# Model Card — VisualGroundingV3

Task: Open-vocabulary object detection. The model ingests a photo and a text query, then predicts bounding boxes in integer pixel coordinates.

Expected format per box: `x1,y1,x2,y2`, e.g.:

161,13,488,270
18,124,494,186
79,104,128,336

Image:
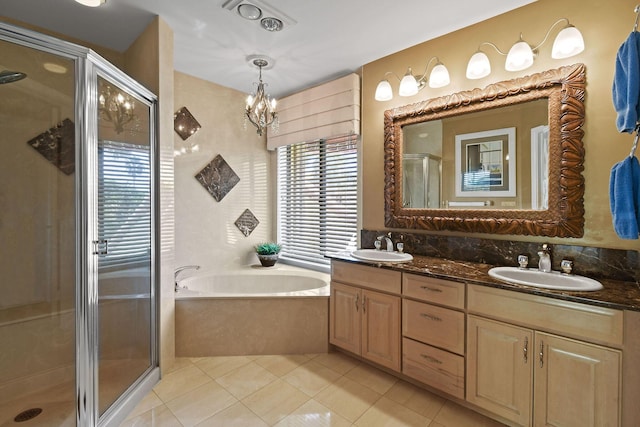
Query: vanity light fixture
466,18,585,79
244,57,278,136
375,57,450,101
74,0,106,7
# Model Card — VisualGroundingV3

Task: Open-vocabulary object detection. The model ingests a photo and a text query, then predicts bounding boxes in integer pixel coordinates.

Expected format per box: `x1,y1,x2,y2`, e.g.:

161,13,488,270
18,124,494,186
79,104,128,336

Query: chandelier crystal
245,58,278,136
99,84,136,134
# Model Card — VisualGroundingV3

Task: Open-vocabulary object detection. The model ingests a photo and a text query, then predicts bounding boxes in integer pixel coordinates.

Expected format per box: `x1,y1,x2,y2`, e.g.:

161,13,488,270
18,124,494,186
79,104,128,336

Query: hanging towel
613,32,640,133
609,155,640,239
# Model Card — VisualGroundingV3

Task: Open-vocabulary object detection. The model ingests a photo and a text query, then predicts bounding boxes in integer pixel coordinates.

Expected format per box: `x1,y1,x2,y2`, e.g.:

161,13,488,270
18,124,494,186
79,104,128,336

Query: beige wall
123,17,177,374
173,71,274,270
362,0,640,250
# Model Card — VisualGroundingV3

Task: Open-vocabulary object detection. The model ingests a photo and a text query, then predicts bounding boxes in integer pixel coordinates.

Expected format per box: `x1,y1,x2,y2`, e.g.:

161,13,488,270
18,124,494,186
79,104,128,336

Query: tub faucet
537,244,551,273
377,233,394,252
174,265,200,292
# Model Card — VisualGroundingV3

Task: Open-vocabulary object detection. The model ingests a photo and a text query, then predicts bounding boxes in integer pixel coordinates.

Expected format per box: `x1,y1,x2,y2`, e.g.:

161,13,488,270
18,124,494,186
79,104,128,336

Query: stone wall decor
174,106,201,140
27,118,75,175
195,154,240,201
235,209,259,236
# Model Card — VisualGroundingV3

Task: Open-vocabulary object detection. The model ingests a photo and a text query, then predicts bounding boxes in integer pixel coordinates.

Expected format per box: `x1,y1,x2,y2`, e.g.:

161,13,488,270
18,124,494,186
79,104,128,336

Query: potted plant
255,242,282,267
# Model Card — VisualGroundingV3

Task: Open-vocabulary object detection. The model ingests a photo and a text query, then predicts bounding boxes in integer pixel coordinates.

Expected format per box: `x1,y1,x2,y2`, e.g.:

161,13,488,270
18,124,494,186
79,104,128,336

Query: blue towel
613,32,640,133
609,155,640,239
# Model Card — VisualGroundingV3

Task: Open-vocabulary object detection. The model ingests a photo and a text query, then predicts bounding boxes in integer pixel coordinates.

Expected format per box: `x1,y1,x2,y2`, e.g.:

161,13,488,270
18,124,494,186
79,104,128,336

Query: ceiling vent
222,0,297,30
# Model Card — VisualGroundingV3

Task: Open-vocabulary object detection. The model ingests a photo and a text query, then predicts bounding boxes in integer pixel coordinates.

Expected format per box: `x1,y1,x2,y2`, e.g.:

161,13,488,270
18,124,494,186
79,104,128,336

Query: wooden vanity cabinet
467,284,623,427
401,274,466,400
330,260,636,427
330,261,401,371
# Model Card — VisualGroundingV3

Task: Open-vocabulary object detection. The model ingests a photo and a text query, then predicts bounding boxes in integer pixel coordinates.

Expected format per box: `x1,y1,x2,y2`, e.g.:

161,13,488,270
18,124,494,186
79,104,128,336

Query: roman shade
267,73,360,150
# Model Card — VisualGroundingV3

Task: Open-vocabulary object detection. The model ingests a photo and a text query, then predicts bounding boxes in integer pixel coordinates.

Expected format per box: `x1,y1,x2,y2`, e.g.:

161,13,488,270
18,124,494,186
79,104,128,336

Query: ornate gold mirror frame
384,63,586,237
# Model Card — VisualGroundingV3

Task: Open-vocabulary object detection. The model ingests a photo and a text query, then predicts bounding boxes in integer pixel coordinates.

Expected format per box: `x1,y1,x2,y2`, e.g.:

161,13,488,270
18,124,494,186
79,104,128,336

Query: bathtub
174,266,330,356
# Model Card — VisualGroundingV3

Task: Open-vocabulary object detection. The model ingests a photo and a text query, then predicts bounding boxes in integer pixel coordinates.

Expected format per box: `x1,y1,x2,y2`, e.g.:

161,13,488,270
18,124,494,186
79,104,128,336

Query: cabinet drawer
403,338,464,400
468,284,624,347
403,299,465,354
332,260,401,294
403,274,465,309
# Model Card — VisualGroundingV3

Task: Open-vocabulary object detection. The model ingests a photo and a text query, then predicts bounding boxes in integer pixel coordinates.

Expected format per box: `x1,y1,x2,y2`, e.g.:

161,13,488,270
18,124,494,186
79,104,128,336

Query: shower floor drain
14,408,43,422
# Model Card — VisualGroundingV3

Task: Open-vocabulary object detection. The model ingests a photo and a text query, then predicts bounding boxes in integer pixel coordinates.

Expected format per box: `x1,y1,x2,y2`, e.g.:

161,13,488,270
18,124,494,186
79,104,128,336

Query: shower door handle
93,239,108,255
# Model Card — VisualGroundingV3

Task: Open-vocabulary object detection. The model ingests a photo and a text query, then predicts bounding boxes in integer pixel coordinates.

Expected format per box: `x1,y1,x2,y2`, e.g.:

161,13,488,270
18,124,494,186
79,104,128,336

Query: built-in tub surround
362,230,640,284
175,266,330,356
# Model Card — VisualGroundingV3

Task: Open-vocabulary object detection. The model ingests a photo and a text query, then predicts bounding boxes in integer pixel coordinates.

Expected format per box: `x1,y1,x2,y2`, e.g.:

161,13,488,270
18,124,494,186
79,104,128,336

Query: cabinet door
329,282,361,355
362,289,401,371
534,332,621,427
467,315,533,426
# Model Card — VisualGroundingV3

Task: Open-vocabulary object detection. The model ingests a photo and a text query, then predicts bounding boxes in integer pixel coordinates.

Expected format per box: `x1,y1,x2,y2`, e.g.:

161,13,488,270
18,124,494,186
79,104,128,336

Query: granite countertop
328,252,640,312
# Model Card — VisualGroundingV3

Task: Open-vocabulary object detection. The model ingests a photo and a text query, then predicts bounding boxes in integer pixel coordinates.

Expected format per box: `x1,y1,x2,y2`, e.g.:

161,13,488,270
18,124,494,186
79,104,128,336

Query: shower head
0,70,27,84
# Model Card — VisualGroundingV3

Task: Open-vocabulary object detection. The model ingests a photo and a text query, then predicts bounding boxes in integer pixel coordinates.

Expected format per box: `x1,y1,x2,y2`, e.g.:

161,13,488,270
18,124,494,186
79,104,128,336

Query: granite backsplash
361,230,640,284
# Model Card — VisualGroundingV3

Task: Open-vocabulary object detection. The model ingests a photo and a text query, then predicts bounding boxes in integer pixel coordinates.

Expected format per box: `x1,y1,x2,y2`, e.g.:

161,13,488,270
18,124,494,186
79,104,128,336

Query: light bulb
466,51,491,79
505,40,534,71
374,79,393,101
398,68,419,97
428,63,450,88
552,26,585,59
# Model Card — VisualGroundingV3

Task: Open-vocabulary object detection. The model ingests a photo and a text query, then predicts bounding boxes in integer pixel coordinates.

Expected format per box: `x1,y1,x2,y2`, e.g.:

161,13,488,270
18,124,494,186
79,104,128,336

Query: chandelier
244,58,278,136
99,84,136,134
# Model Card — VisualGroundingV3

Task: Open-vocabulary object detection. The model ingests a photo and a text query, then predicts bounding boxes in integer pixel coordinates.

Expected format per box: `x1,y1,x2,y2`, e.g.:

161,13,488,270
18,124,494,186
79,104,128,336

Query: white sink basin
488,267,603,291
351,249,413,263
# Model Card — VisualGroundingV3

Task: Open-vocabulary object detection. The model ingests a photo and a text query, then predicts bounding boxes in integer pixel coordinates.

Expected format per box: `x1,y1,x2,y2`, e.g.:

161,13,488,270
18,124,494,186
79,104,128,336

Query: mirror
384,64,585,237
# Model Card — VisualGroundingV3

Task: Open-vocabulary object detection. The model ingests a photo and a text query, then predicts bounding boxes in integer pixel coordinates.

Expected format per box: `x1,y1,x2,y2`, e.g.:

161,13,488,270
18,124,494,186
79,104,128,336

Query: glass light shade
466,51,491,79
399,69,419,97
505,40,534,71
375,79,393,101
237,4,262,20
428,63,450,88
551,26,585,59
75,0,105,6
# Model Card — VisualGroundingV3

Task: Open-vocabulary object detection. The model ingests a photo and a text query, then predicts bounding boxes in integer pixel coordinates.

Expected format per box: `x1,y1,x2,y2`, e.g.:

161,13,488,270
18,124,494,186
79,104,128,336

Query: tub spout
175,265,200,292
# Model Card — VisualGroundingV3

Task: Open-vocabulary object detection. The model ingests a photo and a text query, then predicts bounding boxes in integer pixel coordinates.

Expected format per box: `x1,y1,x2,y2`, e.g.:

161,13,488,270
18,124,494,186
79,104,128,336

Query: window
277,135,358,271
98,140,151,269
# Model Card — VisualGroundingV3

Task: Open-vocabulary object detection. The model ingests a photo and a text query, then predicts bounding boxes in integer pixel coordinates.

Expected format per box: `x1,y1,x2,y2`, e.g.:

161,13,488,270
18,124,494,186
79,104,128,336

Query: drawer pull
420,313,442,322
420,285,443,293
420,354,442,364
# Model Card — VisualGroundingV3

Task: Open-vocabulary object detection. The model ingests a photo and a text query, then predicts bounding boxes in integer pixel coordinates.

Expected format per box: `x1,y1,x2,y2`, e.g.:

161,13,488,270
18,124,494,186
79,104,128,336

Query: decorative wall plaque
174,106,201,140
27,118,75,175
235,209,259,236
195,154,240,201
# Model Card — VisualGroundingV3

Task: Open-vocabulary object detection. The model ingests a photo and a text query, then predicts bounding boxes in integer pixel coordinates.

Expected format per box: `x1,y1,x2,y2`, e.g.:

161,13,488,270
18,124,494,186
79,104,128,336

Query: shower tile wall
173,71,274,271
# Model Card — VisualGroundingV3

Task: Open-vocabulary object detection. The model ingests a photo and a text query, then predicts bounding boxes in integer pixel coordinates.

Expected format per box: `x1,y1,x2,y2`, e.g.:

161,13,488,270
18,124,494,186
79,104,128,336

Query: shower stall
0,22,158,426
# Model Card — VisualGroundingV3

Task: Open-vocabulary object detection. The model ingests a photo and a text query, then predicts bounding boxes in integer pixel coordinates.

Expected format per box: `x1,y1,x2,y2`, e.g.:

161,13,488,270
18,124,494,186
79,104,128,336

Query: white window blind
277,135,358,271
98,140,151,269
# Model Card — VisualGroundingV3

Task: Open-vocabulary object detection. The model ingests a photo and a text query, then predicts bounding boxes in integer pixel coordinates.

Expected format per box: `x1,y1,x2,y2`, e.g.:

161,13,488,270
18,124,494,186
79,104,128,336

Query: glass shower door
95,75,153,417
0,38,77,426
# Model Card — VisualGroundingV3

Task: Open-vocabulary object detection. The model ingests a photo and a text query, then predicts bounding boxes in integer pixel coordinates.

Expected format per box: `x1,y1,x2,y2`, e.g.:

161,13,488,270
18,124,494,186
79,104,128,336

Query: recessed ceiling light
261,17,283,32
43,63,68,74
75,0,106,6
237,4,262,20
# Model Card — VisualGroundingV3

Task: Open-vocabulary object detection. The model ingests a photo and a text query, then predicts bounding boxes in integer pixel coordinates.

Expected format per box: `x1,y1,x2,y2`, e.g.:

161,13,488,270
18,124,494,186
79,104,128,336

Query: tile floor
121,352,506,427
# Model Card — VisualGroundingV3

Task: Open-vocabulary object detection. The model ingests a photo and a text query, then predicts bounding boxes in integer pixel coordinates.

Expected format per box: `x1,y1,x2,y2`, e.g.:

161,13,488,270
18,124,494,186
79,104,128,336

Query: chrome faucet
377,232,394,252
537,244,551,273
174,265,200,292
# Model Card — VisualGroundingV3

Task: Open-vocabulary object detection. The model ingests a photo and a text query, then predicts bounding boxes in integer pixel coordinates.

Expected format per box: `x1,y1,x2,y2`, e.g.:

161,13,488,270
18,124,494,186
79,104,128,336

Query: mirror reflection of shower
0,69,26,84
